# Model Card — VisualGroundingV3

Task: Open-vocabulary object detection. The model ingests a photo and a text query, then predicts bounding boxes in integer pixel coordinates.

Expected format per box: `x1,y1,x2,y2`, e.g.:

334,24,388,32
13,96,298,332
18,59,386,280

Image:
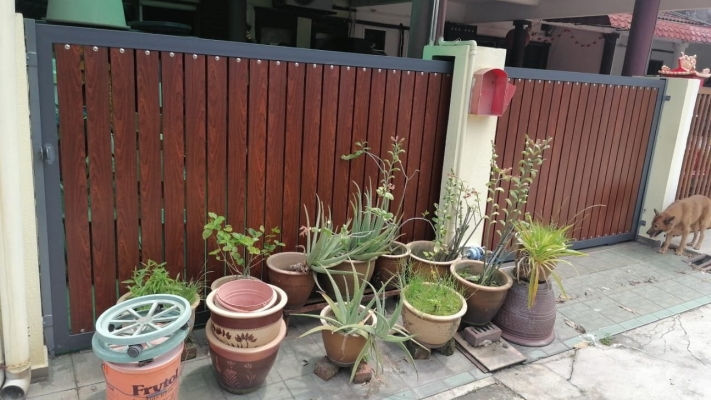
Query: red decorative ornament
659,53,711,88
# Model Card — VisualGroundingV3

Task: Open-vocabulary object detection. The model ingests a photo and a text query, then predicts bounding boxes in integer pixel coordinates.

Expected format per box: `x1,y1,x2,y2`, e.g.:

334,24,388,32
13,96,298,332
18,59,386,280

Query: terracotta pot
407,241,459,278
317,259,375,300
266,252,315,310
401,283,467,348
372,242,410,289
216,279,276,312
206,285,287,348
206,319,287,395
211,275,261,292
319,305,376,367
493,280,557,347
118,292,201,336
450,260,512,326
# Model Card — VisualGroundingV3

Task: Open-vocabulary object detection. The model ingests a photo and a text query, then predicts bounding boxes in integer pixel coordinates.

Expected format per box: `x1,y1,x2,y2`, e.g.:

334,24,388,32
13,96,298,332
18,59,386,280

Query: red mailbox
469,68,516,116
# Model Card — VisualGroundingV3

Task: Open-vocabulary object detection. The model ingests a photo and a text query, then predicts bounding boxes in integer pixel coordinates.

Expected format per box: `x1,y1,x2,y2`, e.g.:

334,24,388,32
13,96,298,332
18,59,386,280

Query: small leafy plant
123,260,203,303
399,268,465,316
203,212,285,278
514,217,585,308
295,267,421,382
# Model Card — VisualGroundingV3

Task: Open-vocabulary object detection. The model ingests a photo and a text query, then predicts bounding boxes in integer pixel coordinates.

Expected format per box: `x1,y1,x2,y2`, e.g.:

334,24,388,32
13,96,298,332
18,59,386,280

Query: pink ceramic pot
206,319,287,394
215,279,276,312
206,285,287,348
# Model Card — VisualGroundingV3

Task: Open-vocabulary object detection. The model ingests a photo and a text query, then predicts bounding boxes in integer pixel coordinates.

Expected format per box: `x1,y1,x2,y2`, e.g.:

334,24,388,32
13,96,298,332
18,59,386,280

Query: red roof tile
608,13,711,44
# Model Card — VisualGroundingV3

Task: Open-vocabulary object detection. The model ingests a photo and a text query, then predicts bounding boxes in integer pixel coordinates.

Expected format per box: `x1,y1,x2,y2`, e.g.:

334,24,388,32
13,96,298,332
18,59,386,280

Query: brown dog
646,195,711,255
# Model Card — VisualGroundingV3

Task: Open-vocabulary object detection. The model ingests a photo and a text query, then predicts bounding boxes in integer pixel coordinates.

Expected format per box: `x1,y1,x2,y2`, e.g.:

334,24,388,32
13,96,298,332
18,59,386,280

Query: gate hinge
26,51,38,67
664,95,671,101
43,315,53,327
39,144,55,164
639,220,647,226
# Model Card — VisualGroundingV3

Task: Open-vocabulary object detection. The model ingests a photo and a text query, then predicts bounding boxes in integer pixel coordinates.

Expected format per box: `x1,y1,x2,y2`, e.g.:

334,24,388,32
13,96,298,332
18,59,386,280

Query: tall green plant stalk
477,136,552,286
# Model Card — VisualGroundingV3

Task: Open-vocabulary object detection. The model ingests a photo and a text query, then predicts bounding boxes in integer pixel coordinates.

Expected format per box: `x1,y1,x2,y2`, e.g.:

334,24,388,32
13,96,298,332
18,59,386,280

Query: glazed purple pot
493,281,557,347
206,319,287,394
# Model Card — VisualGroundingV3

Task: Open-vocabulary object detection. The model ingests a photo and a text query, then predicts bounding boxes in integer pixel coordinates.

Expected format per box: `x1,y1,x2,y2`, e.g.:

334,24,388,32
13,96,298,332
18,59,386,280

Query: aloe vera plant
295,266,422,382
302,198,355,274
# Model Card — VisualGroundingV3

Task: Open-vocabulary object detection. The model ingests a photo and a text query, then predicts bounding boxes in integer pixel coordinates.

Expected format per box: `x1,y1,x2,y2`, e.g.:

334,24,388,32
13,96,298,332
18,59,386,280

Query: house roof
546,12,711,45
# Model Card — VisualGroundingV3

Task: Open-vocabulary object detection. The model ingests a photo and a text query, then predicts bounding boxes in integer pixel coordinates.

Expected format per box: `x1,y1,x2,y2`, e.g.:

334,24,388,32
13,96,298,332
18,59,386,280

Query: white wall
546,27,604,74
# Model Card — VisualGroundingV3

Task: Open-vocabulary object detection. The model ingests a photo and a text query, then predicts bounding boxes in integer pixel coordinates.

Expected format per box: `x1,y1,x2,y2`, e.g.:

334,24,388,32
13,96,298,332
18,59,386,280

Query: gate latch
40,144,55,164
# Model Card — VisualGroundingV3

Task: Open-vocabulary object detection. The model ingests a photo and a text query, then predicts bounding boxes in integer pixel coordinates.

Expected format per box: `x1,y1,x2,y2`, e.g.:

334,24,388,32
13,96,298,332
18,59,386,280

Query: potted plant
202,212,284,290
265,200,350,310
295,267,420,382
341,137,416,289
493,218,585,347
408,171,480,277
316,184,398,298
399,268,467,349
450,136,552,326
119,260,203,335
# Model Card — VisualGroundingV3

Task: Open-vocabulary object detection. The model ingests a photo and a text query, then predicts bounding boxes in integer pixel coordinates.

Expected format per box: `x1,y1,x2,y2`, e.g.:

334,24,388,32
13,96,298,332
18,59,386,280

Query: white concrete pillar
639,78,699,239
423,41,507,246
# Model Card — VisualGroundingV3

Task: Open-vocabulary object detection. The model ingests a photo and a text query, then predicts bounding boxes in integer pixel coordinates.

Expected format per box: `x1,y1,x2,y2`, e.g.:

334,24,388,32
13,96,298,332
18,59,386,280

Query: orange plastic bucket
103,343,183,400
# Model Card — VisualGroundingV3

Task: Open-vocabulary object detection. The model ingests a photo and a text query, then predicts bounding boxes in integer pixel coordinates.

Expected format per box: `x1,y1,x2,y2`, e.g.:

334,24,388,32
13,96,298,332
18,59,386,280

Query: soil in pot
372,242,410,290
317,259,374,300
407,241,459,278
493,280,557,347
400,282,467,348
450,260,512,326
266,252,315,310
320,305,375,367
206,319,287,394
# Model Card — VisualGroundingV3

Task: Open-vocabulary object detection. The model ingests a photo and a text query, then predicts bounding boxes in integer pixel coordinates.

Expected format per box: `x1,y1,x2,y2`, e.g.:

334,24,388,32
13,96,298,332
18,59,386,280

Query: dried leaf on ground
619,305,637,314
573,341,589,350
565,319,587,334
556,294,576,304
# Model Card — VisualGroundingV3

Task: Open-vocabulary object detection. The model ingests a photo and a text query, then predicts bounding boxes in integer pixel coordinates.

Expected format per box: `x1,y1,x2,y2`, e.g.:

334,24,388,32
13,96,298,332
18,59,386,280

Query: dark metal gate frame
503,67,667,250
25,19,453,354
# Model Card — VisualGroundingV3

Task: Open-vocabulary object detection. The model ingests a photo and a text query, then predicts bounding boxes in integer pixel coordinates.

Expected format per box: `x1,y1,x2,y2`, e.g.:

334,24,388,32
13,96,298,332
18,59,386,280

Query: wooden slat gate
676,87,711,199
26,21,453,353
485,68,666,250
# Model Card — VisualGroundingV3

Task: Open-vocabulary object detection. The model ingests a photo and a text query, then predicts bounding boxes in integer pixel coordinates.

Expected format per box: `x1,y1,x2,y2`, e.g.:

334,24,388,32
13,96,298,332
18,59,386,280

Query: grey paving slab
27,353,76,398
77,383,105,400
29,388,79,400
71,351,104,388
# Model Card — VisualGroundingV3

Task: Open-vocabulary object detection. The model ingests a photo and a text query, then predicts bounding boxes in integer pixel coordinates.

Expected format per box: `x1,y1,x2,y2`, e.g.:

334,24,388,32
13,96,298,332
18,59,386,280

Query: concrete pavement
456,303,711,400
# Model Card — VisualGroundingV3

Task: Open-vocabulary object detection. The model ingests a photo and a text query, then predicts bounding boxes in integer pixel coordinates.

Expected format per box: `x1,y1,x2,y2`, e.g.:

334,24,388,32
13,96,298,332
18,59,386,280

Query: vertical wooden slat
533,81,561,223
317,66,340,214
347,68,371,221
393,70,415,234
56,44,93,333
282,62,306,252
136,50,162,262
541,82,573,225
567,83,598,236
332,66,356,226
413,73,442,240
550,82,582,226
84,46,117,314
185,55,207,280
577,85,612,240
299,65,323,247
593,85,624,238
111,47,139,294
402,72,428,241
697,93,711,196
265,60,287,269
623,88,656,231
427,74,452,241
525,80,553,221
600,86,632,236
560,82,590,230
681,93,710,197
206,56,228,285
247,59,268,279
161,52,186,279
364,70,386,193
227,58,249,257
676,94,705,198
